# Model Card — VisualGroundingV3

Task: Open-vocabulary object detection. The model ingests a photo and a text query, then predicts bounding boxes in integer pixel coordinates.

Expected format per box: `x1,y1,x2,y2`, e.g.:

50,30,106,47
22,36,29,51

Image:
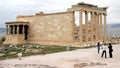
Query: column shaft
79,11,83,45
95,13,99,42
100,13,103,42
13,25,15,34
22,25,25,34
17,25,19,34
97,14,100,42
90,12,94,45
85,11,88,45
6,25,8,35
8,25,10,34
9,25,12,34
104,14,107,43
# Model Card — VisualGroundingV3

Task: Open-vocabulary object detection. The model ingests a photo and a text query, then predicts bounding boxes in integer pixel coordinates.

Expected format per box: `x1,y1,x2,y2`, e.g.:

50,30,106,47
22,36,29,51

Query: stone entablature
5,22,29,35
4,2,108,47
68,2,108,14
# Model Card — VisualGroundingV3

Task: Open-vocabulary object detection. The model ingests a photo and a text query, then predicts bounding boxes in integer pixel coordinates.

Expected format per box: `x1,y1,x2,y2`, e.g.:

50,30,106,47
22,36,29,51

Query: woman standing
108,43,113,58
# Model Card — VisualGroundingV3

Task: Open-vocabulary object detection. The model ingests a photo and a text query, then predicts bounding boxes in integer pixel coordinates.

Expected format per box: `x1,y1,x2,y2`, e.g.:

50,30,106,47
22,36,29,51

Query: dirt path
0,44,120,68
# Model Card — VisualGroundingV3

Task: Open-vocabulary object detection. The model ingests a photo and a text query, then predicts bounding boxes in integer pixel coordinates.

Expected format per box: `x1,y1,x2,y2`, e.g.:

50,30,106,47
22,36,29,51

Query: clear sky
0,0,119,28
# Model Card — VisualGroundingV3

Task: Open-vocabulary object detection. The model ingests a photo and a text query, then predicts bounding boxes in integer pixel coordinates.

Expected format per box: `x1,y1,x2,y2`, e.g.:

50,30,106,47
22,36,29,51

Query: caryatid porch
4,22,29,45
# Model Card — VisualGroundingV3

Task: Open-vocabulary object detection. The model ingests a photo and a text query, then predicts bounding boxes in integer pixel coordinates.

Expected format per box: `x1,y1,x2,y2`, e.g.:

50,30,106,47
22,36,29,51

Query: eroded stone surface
4,2,107,47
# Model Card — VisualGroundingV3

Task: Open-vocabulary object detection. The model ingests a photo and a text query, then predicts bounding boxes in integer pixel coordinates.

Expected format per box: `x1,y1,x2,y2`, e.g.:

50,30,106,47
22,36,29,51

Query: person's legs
110,51,112,58
111,52,113,58
101,51,105,57
109,51,111,57
98,48,100,54
105,51,107,58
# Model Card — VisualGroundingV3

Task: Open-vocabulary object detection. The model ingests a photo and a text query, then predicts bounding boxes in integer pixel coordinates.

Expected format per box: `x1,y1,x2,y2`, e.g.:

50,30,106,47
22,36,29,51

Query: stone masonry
4,2,108,47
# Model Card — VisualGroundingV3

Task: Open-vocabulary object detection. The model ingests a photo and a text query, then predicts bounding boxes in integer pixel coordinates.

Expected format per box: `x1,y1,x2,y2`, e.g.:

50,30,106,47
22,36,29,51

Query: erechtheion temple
4,2,108,47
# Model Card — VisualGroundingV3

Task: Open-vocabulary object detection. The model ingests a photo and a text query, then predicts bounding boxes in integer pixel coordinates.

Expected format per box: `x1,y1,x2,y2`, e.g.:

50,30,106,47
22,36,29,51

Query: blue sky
0,0,119,28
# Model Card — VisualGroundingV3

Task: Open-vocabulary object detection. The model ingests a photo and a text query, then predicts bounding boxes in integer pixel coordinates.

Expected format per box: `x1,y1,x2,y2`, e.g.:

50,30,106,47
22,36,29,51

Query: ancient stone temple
4,2,108,47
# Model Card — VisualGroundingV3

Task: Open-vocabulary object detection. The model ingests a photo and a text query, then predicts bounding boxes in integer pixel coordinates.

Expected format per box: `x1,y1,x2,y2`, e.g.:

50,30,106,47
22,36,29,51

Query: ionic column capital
96,12,100,15
103,13,107,16
79,10,83,12
85,11,89,14
100,13,103,15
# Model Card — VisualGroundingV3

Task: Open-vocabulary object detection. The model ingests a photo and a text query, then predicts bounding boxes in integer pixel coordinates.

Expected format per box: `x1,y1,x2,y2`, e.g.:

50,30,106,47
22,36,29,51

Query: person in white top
101,44,107,58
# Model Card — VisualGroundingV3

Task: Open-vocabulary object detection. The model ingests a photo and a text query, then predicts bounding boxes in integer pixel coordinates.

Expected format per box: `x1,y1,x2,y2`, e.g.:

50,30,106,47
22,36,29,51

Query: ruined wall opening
82,11,85,25
82,11,85,43
74,11,80,42
88,12,91,42
74,11,80,27
88,12,91,23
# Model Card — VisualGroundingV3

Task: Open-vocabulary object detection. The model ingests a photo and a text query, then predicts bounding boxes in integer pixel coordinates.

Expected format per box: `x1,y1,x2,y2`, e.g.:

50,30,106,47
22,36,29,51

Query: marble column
95,13,99,42
8,25,10,34
93,13,96,43
10,25,12,34
6,25,8,35
85,11,88,45
11,25,13,34
96,13,99,42
17,25,19,34
104,14,107,43
100,13,103,42
22,25,25,34
79,11,83,45
13,25,15,34
90,12,94,45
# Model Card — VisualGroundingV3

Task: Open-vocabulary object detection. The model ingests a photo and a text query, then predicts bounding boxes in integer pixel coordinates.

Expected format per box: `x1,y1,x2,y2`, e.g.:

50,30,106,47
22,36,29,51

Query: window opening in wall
74,11,80,42
82,11,85,25
88,12,91,23
74,11,80,27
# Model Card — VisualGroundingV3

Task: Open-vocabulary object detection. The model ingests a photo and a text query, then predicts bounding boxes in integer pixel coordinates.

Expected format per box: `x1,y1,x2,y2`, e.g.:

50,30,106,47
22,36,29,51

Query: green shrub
1,37,5,42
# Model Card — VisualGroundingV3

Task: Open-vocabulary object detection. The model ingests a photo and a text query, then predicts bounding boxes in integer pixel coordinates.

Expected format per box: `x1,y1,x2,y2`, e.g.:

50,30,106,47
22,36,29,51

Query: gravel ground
0,44,120,68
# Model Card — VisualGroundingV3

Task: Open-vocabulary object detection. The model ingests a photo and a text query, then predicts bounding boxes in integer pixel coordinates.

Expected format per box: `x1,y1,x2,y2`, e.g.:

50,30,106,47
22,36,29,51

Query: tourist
101,44,107,58
108,43,113,58
97,42,100,54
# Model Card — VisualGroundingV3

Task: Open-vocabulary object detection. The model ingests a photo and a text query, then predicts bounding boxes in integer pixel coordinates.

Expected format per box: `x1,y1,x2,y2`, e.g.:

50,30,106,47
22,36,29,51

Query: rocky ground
0,44,120,68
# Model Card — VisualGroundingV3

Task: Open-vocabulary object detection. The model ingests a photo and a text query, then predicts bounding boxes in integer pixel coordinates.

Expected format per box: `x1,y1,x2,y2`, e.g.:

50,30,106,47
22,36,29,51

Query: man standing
108,43,113,58
101,44,107,58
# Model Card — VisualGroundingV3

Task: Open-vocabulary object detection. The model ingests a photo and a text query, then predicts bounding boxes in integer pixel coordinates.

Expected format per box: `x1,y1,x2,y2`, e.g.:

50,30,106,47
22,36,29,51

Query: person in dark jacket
97,42,100,54
108,43,113,58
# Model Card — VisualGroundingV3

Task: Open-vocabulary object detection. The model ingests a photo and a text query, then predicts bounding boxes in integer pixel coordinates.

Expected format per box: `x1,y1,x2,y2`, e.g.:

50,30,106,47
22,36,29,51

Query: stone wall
4,34,25,45
17,12,75,46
